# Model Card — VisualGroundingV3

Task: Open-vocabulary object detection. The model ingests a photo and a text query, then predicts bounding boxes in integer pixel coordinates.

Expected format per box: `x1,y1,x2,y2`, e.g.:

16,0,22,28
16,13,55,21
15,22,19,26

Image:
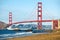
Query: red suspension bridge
8,2,58,30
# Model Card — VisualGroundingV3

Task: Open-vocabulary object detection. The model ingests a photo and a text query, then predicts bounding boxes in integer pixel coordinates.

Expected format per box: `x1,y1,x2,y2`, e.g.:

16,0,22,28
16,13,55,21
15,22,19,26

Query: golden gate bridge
8,2,58,30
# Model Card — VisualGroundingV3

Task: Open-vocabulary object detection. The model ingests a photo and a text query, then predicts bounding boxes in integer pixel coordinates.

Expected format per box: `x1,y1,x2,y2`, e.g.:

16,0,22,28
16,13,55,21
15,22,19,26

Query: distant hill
0,21,7,29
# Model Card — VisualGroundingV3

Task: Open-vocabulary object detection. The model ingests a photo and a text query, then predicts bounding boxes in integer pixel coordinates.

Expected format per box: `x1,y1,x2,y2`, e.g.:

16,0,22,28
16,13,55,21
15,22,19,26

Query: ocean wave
0,32,47,40
0,32,32,39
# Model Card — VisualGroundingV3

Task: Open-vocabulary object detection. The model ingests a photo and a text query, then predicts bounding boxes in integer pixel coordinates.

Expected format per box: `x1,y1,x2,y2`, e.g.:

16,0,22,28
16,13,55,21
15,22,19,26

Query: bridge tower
9,12,12,25
37,2,42,29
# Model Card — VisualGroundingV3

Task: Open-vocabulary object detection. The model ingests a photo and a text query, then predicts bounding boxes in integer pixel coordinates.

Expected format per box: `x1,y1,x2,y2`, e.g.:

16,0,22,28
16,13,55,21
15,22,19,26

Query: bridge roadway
11,20,55,24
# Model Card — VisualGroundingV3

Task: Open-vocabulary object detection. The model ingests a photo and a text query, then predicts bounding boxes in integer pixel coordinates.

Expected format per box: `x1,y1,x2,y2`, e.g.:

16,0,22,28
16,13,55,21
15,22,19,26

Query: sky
0,0,60,24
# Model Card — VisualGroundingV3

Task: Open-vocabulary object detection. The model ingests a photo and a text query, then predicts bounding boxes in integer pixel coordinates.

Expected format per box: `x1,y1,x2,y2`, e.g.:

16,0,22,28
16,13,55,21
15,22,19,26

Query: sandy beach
7,29,60,40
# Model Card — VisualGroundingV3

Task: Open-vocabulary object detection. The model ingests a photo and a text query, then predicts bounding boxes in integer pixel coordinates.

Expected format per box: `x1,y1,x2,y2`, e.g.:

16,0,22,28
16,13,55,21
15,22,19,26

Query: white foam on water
0,32,32,39
0,32,48,40
0,34,11,36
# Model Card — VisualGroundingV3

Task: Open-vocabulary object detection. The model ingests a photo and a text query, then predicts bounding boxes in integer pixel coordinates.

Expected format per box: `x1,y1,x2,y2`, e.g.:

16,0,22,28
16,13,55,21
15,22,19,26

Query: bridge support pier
37,2,42,30
9,12,12,25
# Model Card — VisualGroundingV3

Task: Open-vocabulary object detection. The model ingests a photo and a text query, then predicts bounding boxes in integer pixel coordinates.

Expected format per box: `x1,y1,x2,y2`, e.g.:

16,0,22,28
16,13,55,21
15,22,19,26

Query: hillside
0,21,7,29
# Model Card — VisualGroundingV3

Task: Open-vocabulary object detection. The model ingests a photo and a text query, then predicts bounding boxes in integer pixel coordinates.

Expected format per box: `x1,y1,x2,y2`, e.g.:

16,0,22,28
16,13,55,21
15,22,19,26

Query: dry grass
7,29,60,40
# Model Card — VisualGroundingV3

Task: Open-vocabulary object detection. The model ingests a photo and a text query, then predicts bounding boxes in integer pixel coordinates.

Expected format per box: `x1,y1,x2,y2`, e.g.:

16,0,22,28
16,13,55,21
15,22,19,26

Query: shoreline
7,30,60,40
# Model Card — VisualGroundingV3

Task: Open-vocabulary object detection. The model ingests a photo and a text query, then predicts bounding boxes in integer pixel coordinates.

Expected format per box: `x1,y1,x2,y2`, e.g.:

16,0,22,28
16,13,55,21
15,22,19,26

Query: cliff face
0,21,7,29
